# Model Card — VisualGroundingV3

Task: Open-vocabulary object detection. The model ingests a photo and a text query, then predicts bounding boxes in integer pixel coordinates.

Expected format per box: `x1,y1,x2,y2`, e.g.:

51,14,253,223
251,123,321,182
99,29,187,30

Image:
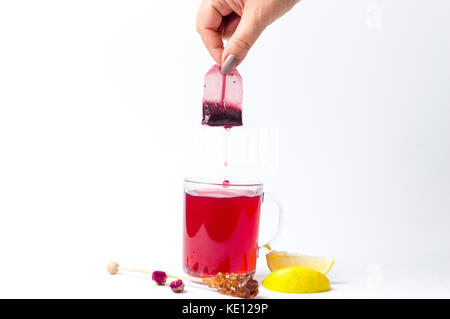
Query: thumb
221,10,266,73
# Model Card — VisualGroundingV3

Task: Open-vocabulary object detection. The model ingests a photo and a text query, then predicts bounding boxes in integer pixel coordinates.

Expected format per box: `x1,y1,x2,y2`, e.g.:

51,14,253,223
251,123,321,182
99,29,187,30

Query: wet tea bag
202,64,243,127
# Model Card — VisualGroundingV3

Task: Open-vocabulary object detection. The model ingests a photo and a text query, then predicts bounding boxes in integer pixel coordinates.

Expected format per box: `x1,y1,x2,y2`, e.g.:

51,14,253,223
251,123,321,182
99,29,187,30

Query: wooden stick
166,273,205,284
107,261,205,284
117,266,152,275
107,261,259,298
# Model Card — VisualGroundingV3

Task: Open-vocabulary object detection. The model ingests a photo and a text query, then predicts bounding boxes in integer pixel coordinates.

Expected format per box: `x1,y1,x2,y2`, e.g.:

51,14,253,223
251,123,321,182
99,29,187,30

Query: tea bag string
221,72,226,107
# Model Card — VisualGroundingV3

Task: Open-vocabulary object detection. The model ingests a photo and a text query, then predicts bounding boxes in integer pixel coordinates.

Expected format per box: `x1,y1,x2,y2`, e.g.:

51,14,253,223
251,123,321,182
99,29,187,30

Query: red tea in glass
183,179,282,277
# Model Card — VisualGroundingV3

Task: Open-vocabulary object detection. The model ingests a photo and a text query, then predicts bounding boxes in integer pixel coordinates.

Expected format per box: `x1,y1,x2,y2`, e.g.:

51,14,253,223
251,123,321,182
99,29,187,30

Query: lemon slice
266,251,335,275
262,266,330,293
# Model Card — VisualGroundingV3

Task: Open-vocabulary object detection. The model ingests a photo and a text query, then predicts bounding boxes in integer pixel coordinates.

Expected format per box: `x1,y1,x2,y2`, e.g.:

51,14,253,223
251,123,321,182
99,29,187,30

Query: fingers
221,8,266,72
222,13,241,40
196,1,233,64
197,0,301,71
196,0,265,70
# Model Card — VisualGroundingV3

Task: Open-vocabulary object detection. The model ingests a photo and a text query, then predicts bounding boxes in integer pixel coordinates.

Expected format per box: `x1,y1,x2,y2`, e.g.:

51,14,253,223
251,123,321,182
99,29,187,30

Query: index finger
196,1,226,64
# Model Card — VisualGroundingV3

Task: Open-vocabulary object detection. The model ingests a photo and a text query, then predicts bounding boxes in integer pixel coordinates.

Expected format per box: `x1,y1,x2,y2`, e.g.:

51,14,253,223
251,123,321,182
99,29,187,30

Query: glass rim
184,177,263,187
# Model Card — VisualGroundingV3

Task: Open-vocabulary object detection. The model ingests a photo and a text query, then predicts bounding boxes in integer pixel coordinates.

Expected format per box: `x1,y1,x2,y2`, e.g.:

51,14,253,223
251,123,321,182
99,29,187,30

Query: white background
1,0,449,298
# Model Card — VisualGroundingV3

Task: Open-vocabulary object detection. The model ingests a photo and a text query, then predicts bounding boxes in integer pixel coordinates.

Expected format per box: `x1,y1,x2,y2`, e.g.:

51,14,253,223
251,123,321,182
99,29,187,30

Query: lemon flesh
266,251,335,275
262,266,330,293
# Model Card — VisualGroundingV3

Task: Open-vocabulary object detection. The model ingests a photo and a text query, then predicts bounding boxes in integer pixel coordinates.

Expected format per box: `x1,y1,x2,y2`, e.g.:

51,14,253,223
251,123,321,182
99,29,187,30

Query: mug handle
258,192,285,255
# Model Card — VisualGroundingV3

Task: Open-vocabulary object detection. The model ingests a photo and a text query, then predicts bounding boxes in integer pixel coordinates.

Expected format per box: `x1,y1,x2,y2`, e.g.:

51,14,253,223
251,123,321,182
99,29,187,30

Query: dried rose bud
152,270,167,285
170,280,184,293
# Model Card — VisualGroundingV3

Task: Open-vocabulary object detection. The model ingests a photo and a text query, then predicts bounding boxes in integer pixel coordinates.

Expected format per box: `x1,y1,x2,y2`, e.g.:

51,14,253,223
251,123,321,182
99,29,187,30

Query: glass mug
183,178,283,277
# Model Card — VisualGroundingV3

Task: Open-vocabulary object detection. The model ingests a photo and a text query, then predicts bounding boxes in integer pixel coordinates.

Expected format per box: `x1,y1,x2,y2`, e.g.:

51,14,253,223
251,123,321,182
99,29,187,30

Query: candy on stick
203,272,259,299
202,64,243,127
106,261,258,299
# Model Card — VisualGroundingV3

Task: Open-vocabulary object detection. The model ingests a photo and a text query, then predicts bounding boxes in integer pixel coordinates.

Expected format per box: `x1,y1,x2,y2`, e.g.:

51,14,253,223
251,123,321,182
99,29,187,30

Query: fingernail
221,55,238,74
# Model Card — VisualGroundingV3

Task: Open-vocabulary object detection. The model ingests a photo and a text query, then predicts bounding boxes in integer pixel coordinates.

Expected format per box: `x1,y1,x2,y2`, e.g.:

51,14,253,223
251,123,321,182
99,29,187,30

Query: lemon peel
262,266,330,294
266,251,335,275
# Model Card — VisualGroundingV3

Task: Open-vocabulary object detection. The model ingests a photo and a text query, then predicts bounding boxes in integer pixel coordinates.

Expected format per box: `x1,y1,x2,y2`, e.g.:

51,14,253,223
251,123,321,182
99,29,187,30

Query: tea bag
202,64,243,127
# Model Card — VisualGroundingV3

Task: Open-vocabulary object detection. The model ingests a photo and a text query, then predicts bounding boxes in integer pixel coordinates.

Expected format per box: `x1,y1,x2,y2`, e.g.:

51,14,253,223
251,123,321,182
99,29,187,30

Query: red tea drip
224,126,231,167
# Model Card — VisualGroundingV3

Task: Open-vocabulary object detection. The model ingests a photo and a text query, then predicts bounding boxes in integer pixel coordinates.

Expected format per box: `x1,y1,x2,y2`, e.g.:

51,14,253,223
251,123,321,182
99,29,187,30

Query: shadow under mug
183,177,283,277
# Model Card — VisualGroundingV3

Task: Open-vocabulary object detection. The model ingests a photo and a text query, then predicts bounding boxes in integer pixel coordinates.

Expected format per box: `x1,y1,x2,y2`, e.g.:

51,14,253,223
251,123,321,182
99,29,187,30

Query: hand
196,0,300,73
